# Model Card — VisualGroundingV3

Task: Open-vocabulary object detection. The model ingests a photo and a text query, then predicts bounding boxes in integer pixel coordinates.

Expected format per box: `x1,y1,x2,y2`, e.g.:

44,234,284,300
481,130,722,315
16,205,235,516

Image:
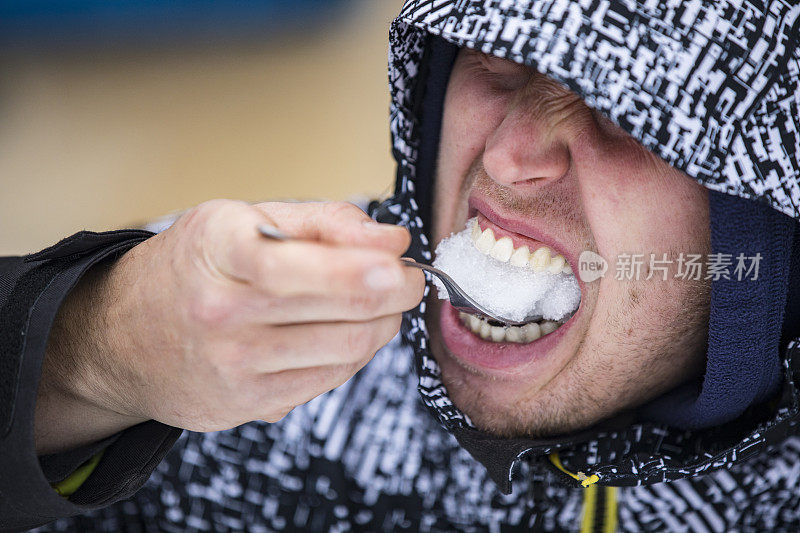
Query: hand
36,200,425,453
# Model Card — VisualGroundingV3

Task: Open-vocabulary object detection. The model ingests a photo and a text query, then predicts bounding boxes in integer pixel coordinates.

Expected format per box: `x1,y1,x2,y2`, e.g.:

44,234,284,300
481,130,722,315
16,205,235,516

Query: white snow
431,220,581,322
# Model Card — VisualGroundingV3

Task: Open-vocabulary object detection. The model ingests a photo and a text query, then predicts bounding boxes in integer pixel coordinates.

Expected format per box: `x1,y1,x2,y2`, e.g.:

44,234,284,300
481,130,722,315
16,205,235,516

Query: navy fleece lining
642,191,795,429
415,36,458,234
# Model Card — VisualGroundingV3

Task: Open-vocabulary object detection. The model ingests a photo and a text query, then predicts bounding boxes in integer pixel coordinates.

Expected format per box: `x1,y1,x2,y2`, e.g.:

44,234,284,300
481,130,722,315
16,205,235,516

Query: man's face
427,48,711,438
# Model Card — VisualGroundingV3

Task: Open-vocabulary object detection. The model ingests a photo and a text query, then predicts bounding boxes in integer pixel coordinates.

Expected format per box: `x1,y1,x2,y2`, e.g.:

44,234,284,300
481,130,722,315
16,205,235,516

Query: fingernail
364,266,403,290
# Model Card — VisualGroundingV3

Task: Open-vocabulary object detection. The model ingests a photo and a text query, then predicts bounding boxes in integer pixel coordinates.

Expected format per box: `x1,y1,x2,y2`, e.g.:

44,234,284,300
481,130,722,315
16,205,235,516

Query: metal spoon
256,223,539,327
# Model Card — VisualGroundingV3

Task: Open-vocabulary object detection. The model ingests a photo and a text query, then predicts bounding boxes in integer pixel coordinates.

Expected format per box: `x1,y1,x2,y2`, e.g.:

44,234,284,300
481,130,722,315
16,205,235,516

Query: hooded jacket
389,0,800,491
4,0,800,531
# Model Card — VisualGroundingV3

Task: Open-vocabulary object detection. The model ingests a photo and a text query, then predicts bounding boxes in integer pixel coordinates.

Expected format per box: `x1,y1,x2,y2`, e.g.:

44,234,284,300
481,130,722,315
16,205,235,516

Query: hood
376,0,800,494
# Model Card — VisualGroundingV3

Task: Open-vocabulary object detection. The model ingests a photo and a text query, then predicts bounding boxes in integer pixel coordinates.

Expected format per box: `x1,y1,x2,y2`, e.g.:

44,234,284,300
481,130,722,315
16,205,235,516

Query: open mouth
440,300,579,371
463,215,576,342
433,201,583,371
433,213,581,339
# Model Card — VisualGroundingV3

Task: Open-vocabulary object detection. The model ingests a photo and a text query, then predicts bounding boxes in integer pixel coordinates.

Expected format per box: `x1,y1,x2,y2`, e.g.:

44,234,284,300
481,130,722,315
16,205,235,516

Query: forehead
450,45,588,104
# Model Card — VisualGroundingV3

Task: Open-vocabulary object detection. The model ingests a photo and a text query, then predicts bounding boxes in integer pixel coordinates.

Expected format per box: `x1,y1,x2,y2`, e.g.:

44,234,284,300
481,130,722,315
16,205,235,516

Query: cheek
575,135,709,260
434,81,507,241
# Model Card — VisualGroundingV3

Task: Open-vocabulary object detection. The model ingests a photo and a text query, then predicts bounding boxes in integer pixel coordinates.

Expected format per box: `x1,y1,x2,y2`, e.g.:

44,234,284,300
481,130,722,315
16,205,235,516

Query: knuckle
303,365,343,395
266,337,292,362
347,350,375,374
211,361,241,387
180,200,238,246
343,324,373,357
325,201,366,221
366,316,400,355
383,314,403,341
259,296,290,323
224,338,258,372
254,253,284,294
264,399,295,422
347,292,382,317
338,363,363,381
332,362,361,386
194,199,247,229
189,286,235,327
190,199,228,223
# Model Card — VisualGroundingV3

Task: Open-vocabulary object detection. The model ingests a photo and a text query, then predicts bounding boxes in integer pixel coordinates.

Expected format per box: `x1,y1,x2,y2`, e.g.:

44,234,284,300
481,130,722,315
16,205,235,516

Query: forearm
0,230,184,530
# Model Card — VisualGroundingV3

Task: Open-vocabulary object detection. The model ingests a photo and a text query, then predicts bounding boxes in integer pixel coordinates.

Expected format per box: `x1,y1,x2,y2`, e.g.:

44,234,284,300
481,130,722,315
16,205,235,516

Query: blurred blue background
0,0,348,48
0,0,402,254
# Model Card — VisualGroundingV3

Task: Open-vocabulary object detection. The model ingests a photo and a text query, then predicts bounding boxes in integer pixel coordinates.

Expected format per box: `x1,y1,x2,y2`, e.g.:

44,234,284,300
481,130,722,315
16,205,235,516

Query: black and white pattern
40,339,585,532
389,0,800,489
38,1,800,531
39,339,800,531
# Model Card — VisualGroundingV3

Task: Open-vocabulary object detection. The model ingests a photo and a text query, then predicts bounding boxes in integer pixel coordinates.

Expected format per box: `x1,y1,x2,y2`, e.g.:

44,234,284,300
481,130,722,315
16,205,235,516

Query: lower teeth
458,312,561,344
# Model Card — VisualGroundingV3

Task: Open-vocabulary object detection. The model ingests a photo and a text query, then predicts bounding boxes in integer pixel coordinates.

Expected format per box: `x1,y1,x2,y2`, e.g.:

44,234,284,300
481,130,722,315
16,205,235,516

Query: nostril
483,133,571,187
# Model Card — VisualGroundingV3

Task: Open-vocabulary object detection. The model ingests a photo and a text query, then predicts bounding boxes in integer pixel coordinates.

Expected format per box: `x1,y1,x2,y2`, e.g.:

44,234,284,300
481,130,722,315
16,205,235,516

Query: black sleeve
0,230,182,532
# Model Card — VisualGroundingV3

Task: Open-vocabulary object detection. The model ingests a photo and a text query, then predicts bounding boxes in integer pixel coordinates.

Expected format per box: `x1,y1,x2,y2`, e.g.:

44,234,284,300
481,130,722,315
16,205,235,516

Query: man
3,0,800,530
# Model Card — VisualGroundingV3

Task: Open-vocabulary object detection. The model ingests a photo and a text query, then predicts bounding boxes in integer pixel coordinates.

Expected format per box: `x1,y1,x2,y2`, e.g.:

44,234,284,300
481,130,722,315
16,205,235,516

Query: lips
436,196,584,372
471,216,573,274
468,195,580,270
439,300,579,371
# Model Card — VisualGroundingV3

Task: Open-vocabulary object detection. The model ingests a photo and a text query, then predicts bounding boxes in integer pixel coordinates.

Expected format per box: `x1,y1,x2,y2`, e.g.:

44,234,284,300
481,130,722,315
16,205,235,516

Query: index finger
252,201,411,256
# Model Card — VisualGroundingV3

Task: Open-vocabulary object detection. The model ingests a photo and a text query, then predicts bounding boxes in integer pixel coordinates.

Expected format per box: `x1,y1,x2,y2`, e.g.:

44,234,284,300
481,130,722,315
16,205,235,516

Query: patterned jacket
38,1,800,531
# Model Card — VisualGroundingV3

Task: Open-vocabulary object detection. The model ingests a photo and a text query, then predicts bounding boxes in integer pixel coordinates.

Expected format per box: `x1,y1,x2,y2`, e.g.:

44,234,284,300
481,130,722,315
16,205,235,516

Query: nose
482,84,577,188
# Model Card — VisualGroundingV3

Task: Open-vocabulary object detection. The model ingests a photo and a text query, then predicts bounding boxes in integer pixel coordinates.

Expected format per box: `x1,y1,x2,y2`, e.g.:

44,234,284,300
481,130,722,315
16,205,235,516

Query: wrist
36,255,148,454
35,375,147,455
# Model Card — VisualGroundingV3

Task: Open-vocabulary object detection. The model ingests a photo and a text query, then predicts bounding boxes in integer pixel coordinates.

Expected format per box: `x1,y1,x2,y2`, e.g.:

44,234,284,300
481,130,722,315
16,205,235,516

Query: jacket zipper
548,453,617,532
580,484,618,533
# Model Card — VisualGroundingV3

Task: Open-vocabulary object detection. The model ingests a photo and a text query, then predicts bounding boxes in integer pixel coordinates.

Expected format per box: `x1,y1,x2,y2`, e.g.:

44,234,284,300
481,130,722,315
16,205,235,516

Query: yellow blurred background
0,0,401,255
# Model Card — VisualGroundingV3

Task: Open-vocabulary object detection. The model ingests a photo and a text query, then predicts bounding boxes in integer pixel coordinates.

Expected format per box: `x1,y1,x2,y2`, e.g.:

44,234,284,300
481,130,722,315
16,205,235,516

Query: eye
460,48,532,91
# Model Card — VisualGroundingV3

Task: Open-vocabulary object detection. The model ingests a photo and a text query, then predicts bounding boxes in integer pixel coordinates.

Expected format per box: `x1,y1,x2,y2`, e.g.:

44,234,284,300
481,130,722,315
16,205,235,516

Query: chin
438,361,607,438
426,293,576,417
427,298,578,438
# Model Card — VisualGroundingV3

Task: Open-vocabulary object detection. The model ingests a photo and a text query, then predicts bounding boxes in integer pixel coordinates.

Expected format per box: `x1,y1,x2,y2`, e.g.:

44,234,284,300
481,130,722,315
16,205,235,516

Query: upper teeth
470,219,572,275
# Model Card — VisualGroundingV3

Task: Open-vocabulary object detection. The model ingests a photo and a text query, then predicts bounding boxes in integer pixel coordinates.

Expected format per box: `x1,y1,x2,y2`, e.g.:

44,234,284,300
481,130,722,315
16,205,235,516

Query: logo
578,251,607,282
